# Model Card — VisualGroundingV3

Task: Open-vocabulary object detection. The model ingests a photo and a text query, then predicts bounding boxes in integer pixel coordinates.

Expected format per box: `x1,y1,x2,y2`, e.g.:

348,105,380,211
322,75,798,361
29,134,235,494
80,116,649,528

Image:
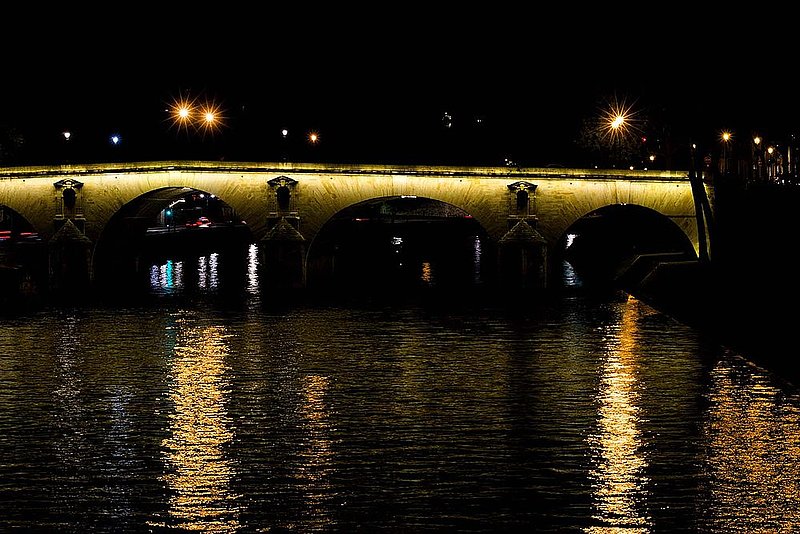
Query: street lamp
280,129,290,161
62,131,72,164
720,131,732,175
753,136,763,181
596,96,640,168
767,146,776,181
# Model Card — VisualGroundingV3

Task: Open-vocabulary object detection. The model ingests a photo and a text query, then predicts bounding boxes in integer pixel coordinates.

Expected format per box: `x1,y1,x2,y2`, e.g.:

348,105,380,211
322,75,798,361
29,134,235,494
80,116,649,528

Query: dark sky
2,13,795,169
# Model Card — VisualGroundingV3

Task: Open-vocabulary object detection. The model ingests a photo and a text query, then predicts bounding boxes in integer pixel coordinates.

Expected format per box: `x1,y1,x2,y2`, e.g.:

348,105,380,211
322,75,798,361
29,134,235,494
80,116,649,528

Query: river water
1,247,799,532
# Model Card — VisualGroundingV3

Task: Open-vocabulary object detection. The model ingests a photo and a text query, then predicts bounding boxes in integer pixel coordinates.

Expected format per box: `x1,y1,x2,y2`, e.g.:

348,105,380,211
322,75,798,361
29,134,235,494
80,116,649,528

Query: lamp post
720,131,732,176
281,128,289,162
767,146,775,181
609,113,625,167
753,136,765,181
689,142,711,263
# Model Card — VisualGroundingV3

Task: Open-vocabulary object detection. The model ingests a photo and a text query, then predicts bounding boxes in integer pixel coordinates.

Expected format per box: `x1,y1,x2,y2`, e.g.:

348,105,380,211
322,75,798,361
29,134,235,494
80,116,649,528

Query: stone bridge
0,161,703,290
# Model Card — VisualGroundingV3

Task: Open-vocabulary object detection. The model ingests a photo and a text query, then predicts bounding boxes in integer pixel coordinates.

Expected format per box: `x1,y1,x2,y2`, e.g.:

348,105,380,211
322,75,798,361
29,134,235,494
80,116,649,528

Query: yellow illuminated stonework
0,161,702,275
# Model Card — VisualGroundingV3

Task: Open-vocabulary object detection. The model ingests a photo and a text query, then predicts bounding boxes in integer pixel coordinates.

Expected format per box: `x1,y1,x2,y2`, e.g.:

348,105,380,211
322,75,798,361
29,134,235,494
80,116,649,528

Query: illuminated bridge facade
0,161,704,289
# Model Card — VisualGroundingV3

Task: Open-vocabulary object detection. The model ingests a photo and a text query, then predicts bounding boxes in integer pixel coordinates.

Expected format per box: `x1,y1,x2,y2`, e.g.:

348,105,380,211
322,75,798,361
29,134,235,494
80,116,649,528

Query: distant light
629,165,634,170
754,136,762,145
281,129,289,138
309,132,319,143
110,135,121,145
768,146,775,155
649,154,655,162
721,131,732,142
167,91,225,134
597,96,640,143
442,111,453,128
63,131,71,141
167,93,197,133
196,100,225,135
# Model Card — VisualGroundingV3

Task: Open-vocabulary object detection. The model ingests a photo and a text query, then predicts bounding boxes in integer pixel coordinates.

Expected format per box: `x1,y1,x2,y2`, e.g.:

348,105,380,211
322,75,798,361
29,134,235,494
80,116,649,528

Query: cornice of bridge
0,160,690,182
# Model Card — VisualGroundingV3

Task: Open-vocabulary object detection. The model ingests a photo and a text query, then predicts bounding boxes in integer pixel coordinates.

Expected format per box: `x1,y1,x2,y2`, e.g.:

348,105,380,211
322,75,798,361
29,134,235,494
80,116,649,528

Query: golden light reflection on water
586,295,651,533
246,244,259,296
702,356,800,531
197,253,219,290
420,261,432,284
152,317,241,532
291,374,336,532
53,313,86,466
149,253,222,293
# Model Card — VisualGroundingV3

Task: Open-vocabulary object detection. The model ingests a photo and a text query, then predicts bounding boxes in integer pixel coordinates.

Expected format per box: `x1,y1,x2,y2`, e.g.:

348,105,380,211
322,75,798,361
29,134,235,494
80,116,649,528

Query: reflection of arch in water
305,196,494,291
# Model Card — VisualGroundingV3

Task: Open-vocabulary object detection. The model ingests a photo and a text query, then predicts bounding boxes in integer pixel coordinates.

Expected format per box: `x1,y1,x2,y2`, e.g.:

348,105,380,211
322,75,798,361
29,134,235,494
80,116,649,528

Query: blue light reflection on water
1,257,800,531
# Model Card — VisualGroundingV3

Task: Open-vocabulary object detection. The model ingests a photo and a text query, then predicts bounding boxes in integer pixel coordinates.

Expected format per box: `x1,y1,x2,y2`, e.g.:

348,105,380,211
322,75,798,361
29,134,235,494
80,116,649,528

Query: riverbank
621,179,800,387
621,259,799,386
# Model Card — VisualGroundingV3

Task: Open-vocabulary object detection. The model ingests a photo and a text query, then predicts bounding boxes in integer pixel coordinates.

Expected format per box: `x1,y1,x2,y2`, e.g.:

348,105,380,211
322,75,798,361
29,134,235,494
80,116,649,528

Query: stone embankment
608,178,800,386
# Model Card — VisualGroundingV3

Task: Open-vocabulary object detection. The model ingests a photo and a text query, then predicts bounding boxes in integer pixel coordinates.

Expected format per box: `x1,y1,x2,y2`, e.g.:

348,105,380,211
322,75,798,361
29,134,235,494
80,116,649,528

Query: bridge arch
91,186,252,286
304,195,494,290
292,172,508,250
0,204,46,289
554,202,698,284
0,204,37,236
532,176,700,259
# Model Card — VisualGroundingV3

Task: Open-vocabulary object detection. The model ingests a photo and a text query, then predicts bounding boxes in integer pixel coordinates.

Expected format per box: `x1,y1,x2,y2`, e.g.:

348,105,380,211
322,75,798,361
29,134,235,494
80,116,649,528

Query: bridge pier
259,217,306,294
498,219,548,290
48,219,92,297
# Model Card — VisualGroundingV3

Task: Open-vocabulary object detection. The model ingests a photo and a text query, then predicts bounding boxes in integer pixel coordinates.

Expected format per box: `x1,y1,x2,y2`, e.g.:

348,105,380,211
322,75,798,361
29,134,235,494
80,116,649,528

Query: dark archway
0,205,46,297
92,187,252,295
0,204,39,241
555,203,697,287
306,196,495,295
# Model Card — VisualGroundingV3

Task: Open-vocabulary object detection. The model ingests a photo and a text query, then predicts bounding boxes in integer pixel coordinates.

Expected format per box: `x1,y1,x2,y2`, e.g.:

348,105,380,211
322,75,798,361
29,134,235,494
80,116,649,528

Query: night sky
2,15,795,169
